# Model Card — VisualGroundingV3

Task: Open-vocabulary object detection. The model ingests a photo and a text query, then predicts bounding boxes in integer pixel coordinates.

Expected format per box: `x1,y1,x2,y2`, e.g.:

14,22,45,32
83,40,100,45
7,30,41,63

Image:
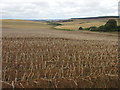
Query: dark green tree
104,19,117,31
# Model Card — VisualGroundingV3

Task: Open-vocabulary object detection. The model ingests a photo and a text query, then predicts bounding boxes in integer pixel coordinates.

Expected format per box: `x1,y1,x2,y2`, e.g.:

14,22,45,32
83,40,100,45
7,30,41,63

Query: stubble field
2,19,119,88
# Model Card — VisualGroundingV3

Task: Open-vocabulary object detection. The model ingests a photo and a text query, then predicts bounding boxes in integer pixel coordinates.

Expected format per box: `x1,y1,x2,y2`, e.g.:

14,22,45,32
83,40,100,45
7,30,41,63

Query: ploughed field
2,20,118,88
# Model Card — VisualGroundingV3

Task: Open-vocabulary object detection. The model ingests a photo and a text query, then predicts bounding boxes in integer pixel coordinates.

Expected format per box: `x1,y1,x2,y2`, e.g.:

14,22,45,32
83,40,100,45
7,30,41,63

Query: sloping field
2,19,51,29
2,20,118,88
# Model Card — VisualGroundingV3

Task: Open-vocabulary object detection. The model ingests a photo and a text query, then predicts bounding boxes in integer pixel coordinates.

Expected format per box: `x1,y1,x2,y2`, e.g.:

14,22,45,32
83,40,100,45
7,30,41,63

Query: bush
84,28,89,30
117,26,120,31
89,26,98,31
79,27,83,30
98,25,106,32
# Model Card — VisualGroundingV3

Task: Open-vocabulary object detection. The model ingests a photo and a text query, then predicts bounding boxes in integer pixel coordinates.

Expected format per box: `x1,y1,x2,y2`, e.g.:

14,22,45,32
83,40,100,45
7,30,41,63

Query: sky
0,0,120,19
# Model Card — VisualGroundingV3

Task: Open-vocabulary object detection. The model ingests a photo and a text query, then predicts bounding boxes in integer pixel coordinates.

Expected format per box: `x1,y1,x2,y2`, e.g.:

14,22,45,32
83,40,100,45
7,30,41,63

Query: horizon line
0,15,119,20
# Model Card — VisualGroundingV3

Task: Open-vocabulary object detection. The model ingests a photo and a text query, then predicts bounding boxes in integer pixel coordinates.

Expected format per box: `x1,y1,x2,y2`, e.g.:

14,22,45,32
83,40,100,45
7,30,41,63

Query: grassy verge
52,27,75,31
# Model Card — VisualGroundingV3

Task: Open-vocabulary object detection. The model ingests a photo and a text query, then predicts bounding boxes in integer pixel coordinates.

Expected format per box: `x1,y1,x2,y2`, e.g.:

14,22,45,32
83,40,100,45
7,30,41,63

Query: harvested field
2,20,119,88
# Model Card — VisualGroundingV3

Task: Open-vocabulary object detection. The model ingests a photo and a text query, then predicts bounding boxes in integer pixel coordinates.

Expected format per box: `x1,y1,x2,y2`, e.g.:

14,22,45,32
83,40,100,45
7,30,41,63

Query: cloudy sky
1,0,119,19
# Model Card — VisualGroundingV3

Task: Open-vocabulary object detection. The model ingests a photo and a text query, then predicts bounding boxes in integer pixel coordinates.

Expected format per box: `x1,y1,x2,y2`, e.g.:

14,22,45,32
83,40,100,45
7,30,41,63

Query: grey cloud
1,0,119,19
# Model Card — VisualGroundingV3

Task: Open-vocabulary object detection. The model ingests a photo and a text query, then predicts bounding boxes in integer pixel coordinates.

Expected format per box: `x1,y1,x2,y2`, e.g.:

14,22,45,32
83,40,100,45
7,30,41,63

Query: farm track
2,27,119,88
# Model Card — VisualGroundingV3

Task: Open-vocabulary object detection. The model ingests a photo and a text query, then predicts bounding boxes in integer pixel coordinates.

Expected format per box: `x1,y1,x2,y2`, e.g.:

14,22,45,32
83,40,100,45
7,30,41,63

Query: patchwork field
55,18,118,30
2,19,118,88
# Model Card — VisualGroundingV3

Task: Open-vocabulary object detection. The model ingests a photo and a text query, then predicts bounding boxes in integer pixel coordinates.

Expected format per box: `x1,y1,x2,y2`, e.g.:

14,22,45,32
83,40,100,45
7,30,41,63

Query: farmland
54,18,118,31
2,19,118,88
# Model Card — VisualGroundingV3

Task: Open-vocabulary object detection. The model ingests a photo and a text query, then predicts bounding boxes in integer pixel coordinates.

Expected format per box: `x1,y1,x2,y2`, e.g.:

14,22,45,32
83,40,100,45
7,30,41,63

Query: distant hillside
30,20,48,22
71,16,119,19
27,16,119,24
